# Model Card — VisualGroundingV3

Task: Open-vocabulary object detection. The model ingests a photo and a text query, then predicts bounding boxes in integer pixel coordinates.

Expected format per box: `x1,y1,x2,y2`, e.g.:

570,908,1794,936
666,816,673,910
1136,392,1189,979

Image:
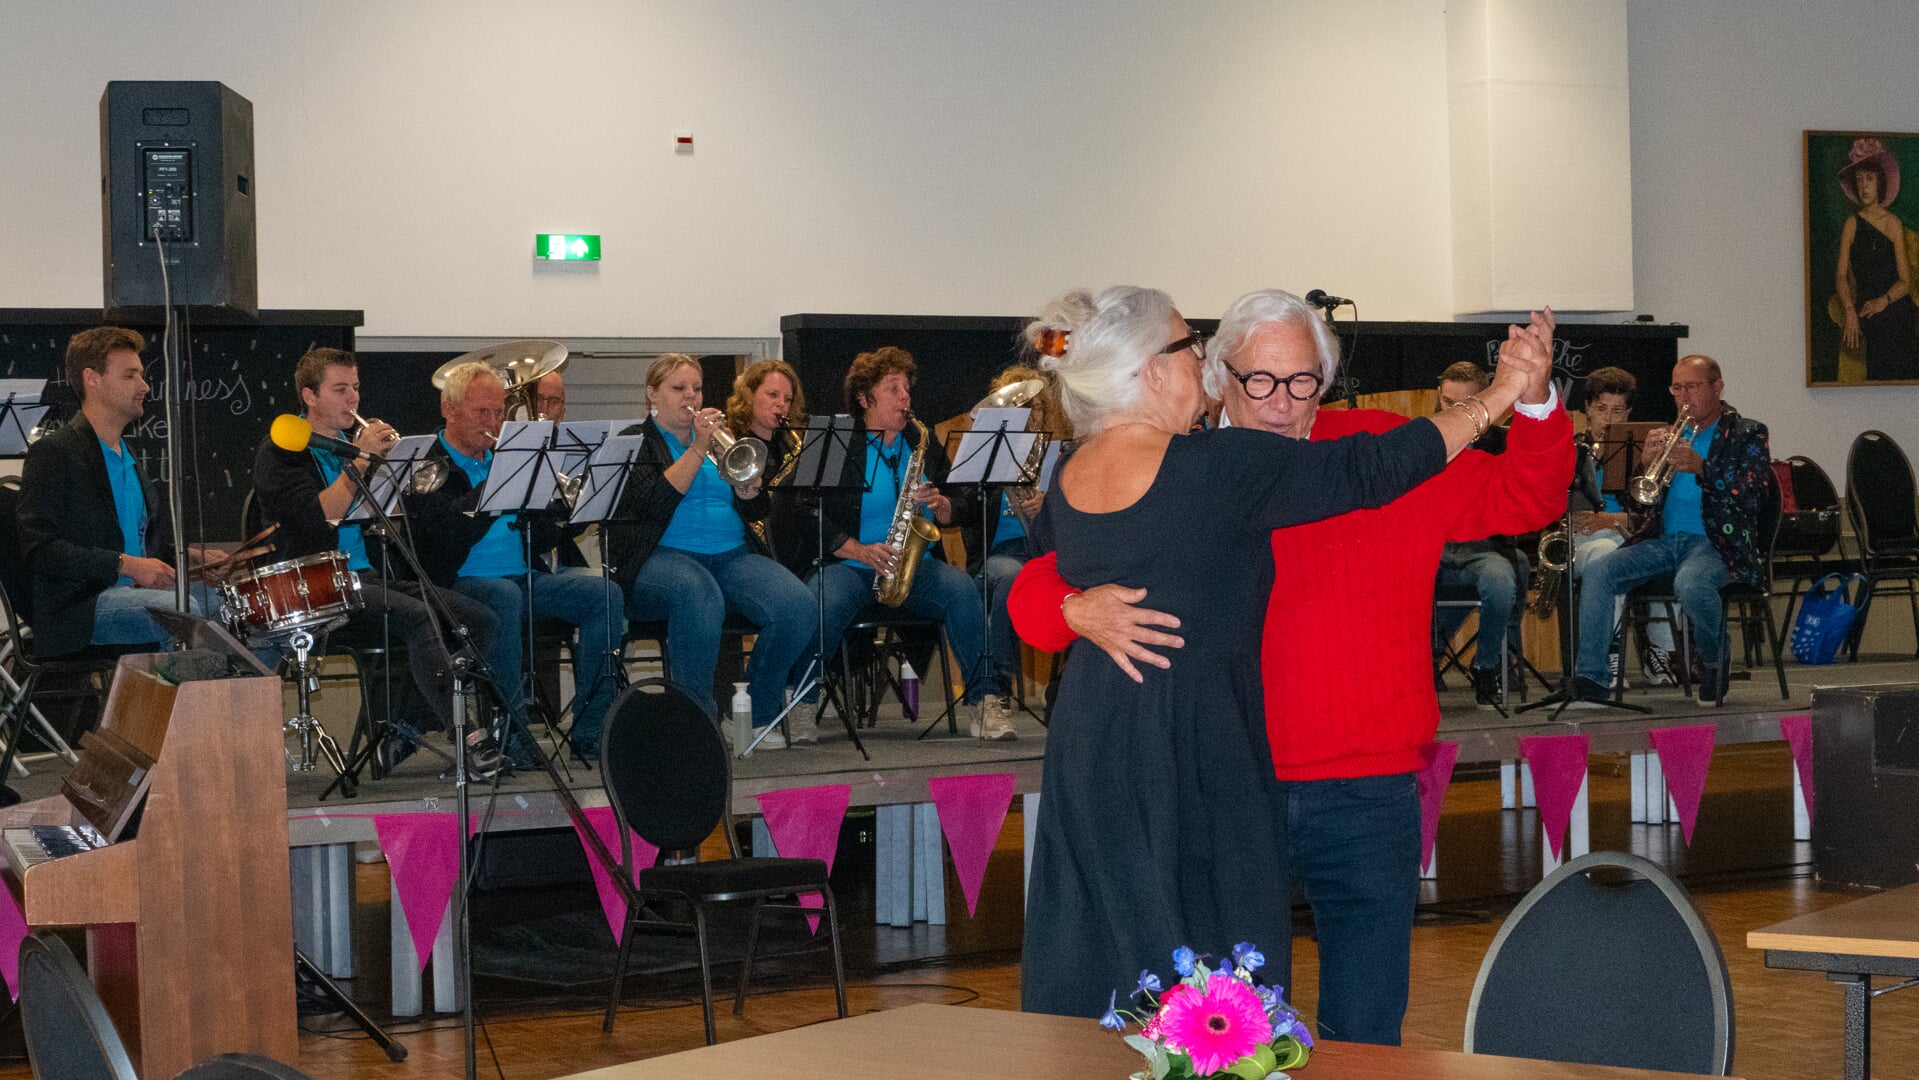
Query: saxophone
873,417,941,606
746,427,805,557
1006,432,1054,532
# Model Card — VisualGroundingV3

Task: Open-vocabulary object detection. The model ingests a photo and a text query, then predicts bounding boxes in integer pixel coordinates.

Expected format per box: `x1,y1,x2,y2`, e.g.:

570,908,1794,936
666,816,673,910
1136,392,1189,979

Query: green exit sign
536,234,601,261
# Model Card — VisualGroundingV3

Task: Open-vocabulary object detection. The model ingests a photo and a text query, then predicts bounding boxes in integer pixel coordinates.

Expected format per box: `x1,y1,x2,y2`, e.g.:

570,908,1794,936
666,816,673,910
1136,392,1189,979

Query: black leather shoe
373,728,420,778
463,731,506,779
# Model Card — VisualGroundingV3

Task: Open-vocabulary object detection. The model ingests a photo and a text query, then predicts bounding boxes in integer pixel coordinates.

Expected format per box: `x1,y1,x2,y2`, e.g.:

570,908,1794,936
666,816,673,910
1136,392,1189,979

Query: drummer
252,347,508,777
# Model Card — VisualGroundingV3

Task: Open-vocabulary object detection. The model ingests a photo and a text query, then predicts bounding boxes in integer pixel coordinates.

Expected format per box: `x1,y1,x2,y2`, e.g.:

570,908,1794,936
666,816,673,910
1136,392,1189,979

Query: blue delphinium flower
1172,946,1197,977
1231,942,1265,972
1134,970,1163,996
1100,990,1126,1031
1288,1016,1315,1047
1254,985,1278,1009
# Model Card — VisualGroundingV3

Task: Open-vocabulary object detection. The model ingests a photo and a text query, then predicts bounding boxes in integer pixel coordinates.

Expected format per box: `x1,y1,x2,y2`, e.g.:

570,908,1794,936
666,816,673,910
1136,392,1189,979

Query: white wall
1627,0,1919,476
0,0,1460,337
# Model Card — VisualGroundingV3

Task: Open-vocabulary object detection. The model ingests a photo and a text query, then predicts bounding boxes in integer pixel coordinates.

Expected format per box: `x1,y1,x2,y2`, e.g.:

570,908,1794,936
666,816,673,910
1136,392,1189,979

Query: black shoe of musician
1469,667,1502,710
503,733,541,772
1565,676,1613,709
373,730,418,778
463,730,506,779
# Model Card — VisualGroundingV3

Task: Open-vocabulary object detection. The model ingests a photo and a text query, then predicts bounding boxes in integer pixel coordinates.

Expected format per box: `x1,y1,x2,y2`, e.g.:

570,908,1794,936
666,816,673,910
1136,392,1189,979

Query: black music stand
943,413,1047,739
566,422,648,753
0,382,50,457
749,415,868,759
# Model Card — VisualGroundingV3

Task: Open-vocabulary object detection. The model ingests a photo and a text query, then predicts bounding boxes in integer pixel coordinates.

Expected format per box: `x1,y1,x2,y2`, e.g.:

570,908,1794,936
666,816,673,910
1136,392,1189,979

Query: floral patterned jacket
1628,401,1773,586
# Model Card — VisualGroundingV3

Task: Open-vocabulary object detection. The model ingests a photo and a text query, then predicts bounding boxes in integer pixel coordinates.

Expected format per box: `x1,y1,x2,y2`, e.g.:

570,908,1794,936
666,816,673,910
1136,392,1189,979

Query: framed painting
1806,130,1919,386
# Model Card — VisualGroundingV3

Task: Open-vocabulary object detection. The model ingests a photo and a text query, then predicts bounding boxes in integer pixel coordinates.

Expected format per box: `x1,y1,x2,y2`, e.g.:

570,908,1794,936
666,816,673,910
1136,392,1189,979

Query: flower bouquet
1101,944,1312,1080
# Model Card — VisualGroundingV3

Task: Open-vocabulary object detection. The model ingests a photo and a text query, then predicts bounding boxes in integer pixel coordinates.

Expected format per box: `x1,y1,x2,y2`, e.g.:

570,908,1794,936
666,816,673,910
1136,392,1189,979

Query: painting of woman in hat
1834,136,1919,382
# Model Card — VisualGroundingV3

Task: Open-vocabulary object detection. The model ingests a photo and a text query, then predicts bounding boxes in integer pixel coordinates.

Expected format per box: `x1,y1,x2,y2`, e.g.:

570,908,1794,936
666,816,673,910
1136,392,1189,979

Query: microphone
270,414,383,463
1304,289,1351,310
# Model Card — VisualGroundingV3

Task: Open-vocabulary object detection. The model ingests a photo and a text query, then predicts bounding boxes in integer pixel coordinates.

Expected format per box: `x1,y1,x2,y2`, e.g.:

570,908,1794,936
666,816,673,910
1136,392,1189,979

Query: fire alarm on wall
674,130,694,154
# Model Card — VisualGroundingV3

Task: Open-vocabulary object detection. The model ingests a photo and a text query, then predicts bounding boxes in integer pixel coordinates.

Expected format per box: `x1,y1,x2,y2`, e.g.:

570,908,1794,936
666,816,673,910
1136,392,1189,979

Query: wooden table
558,1003,1736,1079
1748,881,1919,1080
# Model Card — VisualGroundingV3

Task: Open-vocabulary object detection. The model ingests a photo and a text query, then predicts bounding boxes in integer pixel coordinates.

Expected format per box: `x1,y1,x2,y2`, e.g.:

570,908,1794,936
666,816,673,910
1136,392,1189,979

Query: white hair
1201,289,1341,401
1021,286,1176,433
439,360,503,405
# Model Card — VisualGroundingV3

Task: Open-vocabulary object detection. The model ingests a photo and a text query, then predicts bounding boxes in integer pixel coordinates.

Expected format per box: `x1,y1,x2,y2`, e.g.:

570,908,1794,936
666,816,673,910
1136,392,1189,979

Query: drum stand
281,628,353,791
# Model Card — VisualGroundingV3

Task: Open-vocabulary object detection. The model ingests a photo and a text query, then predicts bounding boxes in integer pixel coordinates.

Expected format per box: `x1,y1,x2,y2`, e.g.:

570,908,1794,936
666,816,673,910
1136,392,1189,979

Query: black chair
171,1054,314,1080
1465,851,1734,1075
599,679,847,1043
1842,430,1919,659
1772,456,1856,633
839,604,958,734
19,931,138,1080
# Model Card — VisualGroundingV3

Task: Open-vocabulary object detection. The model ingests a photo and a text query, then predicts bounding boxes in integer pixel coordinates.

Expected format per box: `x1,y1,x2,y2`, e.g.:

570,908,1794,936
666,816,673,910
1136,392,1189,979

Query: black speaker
100,81,257,320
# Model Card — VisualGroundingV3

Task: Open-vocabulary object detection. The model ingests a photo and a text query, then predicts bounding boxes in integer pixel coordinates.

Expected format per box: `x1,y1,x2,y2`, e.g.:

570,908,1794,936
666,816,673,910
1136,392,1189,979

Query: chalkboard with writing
0,309,363,543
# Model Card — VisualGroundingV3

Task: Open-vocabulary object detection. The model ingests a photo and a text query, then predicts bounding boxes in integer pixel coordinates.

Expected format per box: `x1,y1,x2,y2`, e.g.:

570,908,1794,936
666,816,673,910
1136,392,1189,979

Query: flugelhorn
685,405,767,484
1629,407,1698,506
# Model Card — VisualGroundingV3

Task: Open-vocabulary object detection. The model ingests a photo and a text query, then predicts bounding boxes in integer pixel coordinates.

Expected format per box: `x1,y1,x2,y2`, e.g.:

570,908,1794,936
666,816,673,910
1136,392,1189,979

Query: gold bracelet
1449,399,1487,440
1466,395,1492,433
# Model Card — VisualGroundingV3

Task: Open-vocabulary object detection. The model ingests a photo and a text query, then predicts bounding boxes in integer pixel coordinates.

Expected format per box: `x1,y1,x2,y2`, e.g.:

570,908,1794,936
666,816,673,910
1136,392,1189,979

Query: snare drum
220,551,364,643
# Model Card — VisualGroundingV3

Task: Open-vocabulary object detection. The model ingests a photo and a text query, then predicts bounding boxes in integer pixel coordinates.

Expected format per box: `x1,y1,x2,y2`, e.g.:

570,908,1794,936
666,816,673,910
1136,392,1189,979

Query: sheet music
947,428,1041,484
345,434,438,521
0,380,45,403
571,433,647,524
555,420,611,477
477,420,558,514
1036,439,1064,492
0,379,49,455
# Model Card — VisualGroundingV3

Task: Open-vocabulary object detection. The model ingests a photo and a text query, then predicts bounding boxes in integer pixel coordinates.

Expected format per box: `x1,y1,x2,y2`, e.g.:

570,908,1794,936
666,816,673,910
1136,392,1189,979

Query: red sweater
1008,406,1573,781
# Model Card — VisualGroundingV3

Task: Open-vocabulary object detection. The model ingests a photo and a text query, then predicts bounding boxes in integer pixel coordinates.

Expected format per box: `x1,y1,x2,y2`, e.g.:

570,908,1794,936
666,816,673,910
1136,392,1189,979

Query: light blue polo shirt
100,436,145,586
657,427,747,554
846,432,932,570
441,434,528,578
311,440,373,572
1661,423,1719,538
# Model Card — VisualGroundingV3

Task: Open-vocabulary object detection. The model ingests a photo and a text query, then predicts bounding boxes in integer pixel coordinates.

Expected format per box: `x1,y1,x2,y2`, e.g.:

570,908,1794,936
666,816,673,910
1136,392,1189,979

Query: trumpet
349,412,450,495
684,406,767,484
1628,407,1698,506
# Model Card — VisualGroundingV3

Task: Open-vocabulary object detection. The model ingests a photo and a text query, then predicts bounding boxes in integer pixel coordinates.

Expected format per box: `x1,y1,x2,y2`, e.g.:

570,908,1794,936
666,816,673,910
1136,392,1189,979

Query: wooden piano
2,651,298,1078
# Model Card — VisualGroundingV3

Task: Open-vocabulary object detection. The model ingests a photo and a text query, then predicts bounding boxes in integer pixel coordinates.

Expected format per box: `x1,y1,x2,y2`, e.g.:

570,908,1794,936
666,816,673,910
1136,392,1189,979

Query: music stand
943,410,1046,740
747,414,868,760
0,381,50,457
566,424,646,755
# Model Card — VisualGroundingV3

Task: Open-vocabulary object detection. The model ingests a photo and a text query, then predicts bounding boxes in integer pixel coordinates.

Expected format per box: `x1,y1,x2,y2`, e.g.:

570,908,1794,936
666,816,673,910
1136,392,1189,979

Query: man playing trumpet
1569,354,1771,707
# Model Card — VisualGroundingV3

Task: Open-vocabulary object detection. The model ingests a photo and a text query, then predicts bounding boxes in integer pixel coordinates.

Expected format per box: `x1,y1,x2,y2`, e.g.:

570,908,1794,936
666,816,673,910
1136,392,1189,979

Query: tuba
873,417,940,606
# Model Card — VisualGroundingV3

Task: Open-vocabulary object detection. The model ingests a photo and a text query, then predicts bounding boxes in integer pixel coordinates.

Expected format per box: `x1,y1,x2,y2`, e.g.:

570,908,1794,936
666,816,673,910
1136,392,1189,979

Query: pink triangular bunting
756,784,852,933
1780,714,1815,825
0,887,27,1001
928,773,1018,917
373,813,462,970
572,806,660,944
1416,742,1460,874
1519,734,1591,861
1649,725,1717,846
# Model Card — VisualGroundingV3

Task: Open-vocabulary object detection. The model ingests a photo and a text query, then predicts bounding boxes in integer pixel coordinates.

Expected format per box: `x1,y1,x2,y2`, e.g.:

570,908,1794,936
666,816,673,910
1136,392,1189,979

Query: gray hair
1201,289,1340,401
1022,286,1176,433
439,360,503,405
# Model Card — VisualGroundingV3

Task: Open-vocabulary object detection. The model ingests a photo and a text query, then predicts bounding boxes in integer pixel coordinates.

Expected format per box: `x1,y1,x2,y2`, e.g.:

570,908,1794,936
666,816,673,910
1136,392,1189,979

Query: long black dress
1020,421,1447,1017
1849,216,1919,381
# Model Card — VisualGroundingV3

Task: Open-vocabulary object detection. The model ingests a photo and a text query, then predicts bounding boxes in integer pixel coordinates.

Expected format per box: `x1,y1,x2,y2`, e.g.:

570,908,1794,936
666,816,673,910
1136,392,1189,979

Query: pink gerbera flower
1154,974,1273,1075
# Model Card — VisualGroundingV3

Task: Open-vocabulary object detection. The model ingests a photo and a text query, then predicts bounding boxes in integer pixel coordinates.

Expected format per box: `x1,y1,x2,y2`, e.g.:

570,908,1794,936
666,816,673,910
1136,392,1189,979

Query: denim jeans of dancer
452,571,623,748
980,538,1028,697
92,582,216,646
794,558,988,706
1434,548,1524,672
624,545,815,728
1576,532,1728,685
1267,772,1421,1046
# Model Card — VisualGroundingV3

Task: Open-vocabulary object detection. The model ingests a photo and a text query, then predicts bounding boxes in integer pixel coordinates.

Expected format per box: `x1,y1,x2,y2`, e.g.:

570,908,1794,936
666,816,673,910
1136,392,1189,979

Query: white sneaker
1641,645,1677,687
970,694,1018,741
787,700,820,745
753,725,787,749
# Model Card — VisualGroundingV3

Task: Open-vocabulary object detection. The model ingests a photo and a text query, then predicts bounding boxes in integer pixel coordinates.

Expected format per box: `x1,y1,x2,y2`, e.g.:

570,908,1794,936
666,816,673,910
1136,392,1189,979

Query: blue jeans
92,583,215,646
981,538,1028,697
1576,532,1728,685
453,571,623,747
624,545,815,728
1434,548,1524,672
795,558,988,705
1268,772,1421,1046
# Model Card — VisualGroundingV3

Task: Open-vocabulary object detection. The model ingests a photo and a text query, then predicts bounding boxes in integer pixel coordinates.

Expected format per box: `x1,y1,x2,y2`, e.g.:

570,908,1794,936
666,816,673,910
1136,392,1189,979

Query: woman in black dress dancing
1017,286,1550,1017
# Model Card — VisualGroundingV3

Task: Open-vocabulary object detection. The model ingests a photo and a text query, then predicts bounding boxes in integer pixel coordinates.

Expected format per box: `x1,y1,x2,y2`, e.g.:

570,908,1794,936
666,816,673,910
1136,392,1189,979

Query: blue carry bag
1788,573,1868,665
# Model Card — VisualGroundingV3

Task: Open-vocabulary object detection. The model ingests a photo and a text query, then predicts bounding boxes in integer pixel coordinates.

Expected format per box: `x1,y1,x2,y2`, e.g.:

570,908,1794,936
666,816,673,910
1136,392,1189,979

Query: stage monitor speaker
101,80,257,320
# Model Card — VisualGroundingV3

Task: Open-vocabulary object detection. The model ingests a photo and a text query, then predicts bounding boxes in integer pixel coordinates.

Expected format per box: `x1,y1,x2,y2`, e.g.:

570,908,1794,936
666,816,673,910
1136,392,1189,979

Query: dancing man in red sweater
1008,289,1572,1045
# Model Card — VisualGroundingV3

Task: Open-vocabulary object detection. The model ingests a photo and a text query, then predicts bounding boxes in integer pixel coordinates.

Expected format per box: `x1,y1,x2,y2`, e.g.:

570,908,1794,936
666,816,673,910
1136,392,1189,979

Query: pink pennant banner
1519,734,1592,861
756,784,852,933
928,773,1018,917
0,888,27,1001
1649,724,1717,846
1415,742,1460,875
373,813,462,970
1780,714,1815,825
572,806,660,944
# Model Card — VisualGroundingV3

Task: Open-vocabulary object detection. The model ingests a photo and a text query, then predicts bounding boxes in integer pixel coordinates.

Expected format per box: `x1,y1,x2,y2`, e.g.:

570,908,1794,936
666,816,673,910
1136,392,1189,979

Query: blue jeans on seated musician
792,557,989,709
92,581,219,647
981,537,1028,698
1267,772,1421,1046
452,571,623,749
624,545,816,729
1433,545,1525,674
1575,532,1728,687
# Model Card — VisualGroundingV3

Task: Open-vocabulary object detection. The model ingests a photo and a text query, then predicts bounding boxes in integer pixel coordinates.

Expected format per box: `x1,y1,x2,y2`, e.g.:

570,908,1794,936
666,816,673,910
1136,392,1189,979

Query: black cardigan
16,413,173,656
602,418,770,588
400,435,567,588
252,434,356,562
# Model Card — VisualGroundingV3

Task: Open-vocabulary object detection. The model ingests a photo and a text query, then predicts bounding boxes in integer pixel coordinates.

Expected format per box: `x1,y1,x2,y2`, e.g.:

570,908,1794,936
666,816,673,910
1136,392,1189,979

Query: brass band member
724,359,810,570
1431,361,1528,707
604,355,816,747
17,327,227,655
251,347,506,775
403,362,624,763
